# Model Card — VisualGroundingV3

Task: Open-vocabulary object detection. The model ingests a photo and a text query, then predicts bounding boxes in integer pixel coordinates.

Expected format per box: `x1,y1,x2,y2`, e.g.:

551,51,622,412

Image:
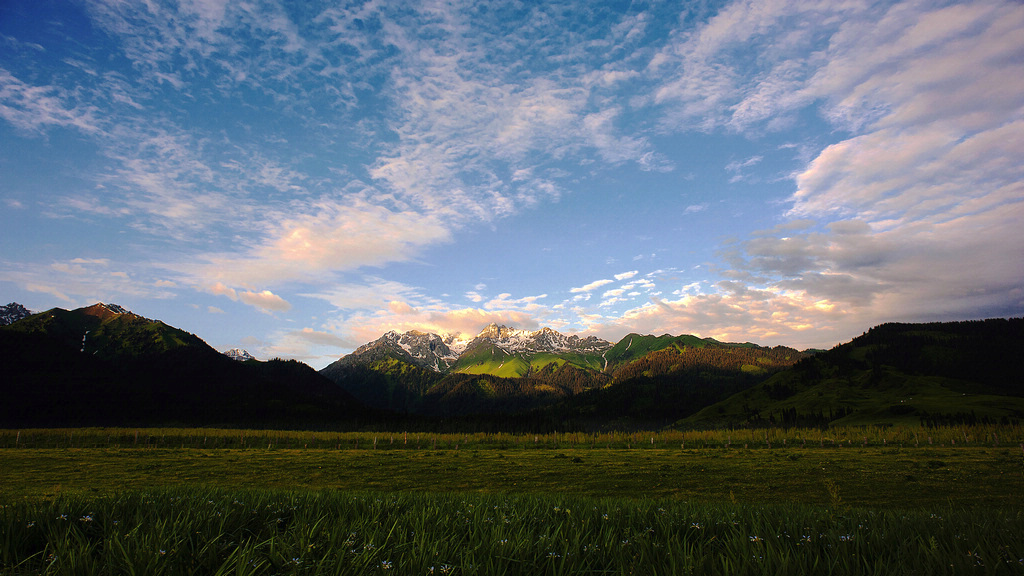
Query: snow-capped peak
224,348,256,361
469,324,612,355
100,303,130,315
344,329,463,372
0,302,31,326
440,331,472,356
335,324,612,374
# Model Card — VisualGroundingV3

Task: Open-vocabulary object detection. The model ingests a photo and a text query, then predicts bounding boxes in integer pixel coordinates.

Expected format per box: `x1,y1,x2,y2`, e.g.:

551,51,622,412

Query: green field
2,426,1023,574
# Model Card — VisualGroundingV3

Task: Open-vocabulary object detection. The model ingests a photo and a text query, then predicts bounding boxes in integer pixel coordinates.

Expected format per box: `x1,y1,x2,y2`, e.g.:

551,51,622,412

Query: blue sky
2,0,1022,368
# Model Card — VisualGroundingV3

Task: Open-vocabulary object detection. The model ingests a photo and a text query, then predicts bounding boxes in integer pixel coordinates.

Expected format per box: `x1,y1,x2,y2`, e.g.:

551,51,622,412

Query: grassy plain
1,426,1022,507
1,426,1022,574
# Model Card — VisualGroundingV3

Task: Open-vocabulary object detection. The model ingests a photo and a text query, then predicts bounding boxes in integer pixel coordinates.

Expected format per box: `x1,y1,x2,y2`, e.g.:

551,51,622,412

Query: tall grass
2,488,1022,575
2,424,1020,450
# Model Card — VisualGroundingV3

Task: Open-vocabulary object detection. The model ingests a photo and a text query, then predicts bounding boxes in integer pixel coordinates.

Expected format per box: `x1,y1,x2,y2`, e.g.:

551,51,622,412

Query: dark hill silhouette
0,304,364,428
683,318,1024,429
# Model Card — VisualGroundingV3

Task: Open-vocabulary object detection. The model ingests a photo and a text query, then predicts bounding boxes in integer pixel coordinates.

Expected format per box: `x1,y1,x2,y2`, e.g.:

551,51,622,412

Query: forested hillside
684,318,1024,429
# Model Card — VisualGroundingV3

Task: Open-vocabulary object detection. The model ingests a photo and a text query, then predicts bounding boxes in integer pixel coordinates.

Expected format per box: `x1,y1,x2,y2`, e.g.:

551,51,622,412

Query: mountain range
325,323,614,376
2,301,1022,430
319,323,810,424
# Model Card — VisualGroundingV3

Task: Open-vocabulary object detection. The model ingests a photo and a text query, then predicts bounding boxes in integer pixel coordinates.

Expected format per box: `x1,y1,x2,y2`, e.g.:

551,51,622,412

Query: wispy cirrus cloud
369,0,675,225
7,0,679,314
0,68,102,135
0,257,176,305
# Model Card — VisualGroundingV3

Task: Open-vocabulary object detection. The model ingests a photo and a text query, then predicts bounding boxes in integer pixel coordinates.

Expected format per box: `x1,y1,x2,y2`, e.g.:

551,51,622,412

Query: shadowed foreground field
0,445,1022,508
3,488,1023,575
1,427,1022,574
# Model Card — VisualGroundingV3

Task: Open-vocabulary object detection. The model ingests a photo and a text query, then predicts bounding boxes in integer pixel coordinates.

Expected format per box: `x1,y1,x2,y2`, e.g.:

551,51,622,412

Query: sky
1,0,1022,369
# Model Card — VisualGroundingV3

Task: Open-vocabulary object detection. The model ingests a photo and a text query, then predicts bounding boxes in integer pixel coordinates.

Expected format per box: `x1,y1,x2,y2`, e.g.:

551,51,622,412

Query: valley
2,304,1023,574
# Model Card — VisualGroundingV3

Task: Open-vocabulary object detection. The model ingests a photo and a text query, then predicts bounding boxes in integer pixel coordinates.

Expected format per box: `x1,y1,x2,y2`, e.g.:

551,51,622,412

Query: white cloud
614,270,639,281
0,257,176,305
300,276,560,352
176,199,452,290
207,282,290,313
570,279,614,293
238,289,291,313
634,0,1024,346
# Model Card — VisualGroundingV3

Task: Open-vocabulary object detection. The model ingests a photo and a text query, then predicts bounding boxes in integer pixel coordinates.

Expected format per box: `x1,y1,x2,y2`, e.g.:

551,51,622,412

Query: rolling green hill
682,318,1024,429
449,341,530,377
4,303,207,357
448,342,608,378
535,340,808,428
602,333,715,371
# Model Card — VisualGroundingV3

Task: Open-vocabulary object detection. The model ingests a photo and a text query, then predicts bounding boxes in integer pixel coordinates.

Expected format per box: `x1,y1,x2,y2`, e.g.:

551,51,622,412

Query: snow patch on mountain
101,303,130,315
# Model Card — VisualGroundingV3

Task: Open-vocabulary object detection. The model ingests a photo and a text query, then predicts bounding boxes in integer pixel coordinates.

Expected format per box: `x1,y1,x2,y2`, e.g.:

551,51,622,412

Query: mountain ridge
681,318,1024,429
320,323,807,419
4,300,1021,430
0,302,363,427
325,323,615,376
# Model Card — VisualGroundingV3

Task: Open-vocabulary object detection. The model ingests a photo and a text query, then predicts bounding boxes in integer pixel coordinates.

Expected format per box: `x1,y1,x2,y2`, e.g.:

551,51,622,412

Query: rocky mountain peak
466,324,613,356
0,302,31,326
329,324,614,377
224,348,256,362
337,329,462,373
477,323,510,339
80,302,137,321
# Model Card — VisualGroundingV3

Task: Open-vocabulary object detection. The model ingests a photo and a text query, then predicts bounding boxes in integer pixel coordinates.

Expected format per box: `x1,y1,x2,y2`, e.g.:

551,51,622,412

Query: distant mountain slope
683,318,1024,428
320,324,614,413
0,303,363,427
326,330,463,373
325,323,613,379
322,324,803,422
539,340,808,427
451,324,611,377
321,357,445,414
4,303,208,362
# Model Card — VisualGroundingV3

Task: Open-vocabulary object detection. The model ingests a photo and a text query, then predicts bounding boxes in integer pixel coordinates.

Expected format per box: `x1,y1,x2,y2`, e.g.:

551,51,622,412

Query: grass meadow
1,425,1022,574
